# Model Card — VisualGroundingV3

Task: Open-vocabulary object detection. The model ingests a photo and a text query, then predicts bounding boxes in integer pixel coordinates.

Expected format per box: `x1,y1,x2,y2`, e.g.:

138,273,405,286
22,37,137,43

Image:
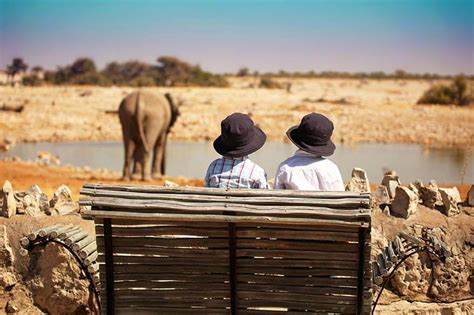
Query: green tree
6,58,28,82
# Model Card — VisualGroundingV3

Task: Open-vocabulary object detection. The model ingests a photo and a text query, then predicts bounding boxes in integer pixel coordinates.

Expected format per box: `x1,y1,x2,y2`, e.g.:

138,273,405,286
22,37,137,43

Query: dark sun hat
213,113,266,158
286,113,336,156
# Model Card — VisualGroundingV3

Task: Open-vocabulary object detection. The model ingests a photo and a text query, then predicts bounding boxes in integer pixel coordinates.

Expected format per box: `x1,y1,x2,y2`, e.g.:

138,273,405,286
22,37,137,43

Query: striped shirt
205,156,268,189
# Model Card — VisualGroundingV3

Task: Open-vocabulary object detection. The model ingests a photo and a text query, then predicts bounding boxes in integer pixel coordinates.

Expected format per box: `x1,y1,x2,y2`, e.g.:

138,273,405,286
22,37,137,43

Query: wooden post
103,219,114,315
356,227,367,315
228,222,237,315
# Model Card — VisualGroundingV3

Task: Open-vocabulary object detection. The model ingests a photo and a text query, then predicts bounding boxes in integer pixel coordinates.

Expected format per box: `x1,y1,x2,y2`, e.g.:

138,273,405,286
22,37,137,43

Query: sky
0,0,472,74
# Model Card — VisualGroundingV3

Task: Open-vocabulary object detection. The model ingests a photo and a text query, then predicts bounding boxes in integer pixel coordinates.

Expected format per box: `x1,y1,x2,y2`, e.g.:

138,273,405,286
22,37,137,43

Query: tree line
235,67,473,81
6,56,229,87
4,57,473,88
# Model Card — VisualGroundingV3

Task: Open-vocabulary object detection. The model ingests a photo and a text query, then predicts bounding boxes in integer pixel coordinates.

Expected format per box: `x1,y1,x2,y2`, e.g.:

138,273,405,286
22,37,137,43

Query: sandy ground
0,77,473,147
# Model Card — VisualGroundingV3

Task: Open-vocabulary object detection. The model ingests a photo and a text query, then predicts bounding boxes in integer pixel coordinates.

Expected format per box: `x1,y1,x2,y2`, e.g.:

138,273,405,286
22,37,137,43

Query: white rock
372,185,390,205
1,181,16,218
0,225,13,267
345,167,370,193
164,180,179,187
439,187,461,217
391,186,418,219
381,175,401,199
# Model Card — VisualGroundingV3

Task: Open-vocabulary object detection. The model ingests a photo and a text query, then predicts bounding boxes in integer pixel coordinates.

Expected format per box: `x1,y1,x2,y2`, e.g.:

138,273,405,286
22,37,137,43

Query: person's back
205,113,268,189
275,150,343,190
274,112,344,191
206,156,267,189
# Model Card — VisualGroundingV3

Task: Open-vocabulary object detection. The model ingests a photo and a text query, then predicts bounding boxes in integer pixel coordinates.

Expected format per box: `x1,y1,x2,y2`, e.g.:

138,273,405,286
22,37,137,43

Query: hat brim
213,126,266,158
286,126,336,156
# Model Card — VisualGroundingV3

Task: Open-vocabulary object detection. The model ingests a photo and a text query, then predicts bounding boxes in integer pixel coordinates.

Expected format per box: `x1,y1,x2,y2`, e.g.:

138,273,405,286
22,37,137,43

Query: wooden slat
236,228,358,242
238,274,357,287
113,289,230,299
237,258,357,269
96,236,228,248
116,307,228,314
95,226,228,237
81,183,370,199
81,195,370,218
113,298,229,308
112,264,228,274
238,291,355,304
238,299,355,313
84,210,368,228
236,249,359,261
97,245,229,258
237,266,358,277
237,283,356,296
101,272,229,282
237,239,358,252
114,281,229,291
97,255,229,266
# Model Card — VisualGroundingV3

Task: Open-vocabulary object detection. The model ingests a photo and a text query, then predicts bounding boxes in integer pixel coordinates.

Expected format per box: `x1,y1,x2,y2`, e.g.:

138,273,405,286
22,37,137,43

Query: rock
164,180,179,187
381,174,401,199
26,243,92,314
345,167,370,193
14,186,48,217
372,185,390,205
419,180,442,209
468,185,474,206
0,225,14,267
6,301,19,313
391,186,418,218
1,181,17,218
0,270,17,288
439,187,461,216
429,256,469,298
49,185,77,215
50,185,73,207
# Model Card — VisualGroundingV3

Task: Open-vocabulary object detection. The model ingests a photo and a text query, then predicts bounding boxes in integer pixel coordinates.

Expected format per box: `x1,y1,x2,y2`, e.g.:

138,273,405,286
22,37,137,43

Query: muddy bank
1,78,473,147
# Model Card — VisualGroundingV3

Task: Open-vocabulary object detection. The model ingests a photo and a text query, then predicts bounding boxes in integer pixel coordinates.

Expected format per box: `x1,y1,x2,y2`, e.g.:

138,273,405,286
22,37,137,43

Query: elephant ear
135,92,151,152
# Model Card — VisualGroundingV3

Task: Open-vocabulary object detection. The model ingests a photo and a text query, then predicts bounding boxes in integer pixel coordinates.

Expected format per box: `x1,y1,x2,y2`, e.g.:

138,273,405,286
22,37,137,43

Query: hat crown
299,113,333,144
221,113,255,147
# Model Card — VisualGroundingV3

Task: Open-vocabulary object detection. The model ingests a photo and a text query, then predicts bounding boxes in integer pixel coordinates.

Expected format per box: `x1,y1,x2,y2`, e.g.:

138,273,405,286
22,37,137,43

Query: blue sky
1,0,472,74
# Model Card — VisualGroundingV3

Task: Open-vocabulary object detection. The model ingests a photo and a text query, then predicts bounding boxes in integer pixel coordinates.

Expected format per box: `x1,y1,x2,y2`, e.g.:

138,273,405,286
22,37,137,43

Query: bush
70,72,111,86
259,77,283,89
22,75,43,86
417,76,472,106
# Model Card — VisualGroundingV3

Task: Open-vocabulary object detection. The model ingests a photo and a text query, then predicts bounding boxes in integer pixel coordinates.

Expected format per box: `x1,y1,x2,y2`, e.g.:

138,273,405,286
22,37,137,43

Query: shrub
259,77,283,89
22,75,43,86
70,72,111,86
417,76,472,106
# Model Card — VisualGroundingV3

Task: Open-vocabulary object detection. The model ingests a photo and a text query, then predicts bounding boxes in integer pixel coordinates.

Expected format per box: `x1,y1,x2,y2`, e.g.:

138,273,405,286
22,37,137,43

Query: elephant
118,91,180,181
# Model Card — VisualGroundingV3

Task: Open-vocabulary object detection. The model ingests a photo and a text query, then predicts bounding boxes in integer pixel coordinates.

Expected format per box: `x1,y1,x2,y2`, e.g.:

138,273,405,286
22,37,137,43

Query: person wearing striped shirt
205,113,268,189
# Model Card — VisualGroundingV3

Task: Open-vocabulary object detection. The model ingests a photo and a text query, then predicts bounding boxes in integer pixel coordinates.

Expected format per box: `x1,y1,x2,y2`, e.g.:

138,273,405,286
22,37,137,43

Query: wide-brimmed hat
213,113,266,157
286,113,336,156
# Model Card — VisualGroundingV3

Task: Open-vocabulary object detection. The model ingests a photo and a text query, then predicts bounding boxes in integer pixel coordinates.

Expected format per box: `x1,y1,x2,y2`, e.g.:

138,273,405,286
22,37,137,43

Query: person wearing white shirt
274,113,344,191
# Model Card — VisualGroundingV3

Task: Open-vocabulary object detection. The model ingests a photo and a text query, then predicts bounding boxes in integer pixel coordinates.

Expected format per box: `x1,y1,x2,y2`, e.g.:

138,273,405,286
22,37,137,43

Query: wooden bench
80,183,372,314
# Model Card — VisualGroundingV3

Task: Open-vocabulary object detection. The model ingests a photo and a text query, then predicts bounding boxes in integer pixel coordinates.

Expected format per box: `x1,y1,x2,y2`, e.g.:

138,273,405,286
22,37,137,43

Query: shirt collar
222,155,248,161
294,149,323,158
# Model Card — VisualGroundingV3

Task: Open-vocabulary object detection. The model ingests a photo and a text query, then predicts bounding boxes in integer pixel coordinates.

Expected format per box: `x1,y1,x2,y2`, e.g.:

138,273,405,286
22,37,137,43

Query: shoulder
207,158,223,171
245,159,265,175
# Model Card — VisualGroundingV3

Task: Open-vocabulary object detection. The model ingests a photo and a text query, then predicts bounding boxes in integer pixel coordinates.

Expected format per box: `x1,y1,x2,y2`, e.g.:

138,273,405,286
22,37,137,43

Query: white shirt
274,150,345,191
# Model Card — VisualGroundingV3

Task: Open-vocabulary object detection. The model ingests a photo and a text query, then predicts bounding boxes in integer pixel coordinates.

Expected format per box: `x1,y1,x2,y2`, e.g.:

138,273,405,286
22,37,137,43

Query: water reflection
1,141,472,183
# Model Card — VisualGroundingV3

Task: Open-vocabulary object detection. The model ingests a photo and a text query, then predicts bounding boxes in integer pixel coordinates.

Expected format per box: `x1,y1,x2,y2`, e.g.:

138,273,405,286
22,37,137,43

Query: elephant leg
152,134,167,178
122,138,135,181
134,144,151,182
131,149,142,180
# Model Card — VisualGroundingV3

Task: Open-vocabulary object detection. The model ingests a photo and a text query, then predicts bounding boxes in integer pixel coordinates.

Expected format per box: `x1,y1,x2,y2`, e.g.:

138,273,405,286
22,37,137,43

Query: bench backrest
80,184,372,315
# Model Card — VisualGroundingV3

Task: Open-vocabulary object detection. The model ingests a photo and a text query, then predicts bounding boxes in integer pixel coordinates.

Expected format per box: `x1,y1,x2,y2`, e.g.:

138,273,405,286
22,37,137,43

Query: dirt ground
1,77,473,147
